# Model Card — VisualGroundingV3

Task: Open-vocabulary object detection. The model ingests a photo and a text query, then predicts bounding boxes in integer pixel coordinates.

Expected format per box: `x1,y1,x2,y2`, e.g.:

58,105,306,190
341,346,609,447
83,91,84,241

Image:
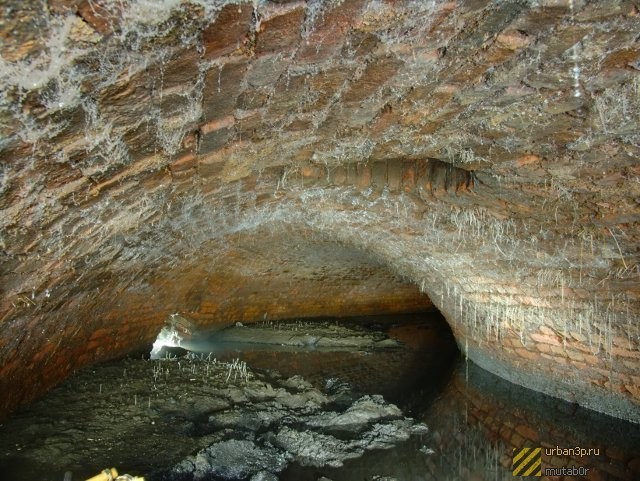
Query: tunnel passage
1,0,639,425
0,222,437,416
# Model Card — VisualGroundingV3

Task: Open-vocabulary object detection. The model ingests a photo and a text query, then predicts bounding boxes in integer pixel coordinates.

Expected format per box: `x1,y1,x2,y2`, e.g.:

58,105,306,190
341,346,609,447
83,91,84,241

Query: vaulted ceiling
1,0,639,421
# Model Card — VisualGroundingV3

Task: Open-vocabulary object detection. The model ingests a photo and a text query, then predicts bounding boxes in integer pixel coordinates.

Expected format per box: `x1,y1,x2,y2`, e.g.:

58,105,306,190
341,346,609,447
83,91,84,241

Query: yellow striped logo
512,447,542,476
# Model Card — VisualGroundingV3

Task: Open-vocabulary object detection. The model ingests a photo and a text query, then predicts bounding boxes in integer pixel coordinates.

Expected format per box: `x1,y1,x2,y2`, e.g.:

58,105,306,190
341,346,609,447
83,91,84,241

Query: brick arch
1,1,639,423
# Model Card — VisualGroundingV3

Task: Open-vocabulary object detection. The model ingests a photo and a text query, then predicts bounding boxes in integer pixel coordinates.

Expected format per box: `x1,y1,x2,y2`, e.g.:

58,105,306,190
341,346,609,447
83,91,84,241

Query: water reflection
420,361,640,481
1,313,638,481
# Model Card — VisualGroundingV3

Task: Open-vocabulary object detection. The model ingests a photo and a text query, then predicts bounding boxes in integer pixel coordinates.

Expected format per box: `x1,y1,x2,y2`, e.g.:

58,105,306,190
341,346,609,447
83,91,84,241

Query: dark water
293,358,640,481
1,312,638,481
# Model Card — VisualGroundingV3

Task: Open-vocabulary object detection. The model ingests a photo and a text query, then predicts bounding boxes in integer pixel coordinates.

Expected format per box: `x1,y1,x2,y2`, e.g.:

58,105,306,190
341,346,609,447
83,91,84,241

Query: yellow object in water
85,468,118,481
84,468,145,481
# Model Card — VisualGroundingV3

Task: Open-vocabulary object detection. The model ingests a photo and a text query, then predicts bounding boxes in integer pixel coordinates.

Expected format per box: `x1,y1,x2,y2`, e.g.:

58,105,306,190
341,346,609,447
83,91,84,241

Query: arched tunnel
1,0,639,480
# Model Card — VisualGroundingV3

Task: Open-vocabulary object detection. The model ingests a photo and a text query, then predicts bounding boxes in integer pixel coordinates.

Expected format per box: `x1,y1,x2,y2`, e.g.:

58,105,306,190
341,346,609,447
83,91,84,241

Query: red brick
203,60,248,121
201,115,235,135
170,153,197,173
507,337,522,348
332,166,347,185
160,49,200,90
581,353,602,365
515,348,538,360
356,164,372,189
284,118,313,132
300,165,326,186
601,47,640,70
540,325,559,336
255,5,305,55
625,383,640,398
304,67,354,111
612,335,634,348
573,341,597,354
342,56,404,103
203,4,253,58
496,30,531,50
541,353,567,364
296,0,367,62
402,161,416,192
199,128,235,156
371,161,387,188
530,332,562,346
499,425,512,443
198,146,231,178
611,346,640,359
511,433,525,447
236,89,269,110
266,74,308,116
140,169,171,190
371,106,399,134
78,0,121,35
515,424,539,442
570,360,589,371
566,332,588,346
537,343,552,354
387,160,403,193
566,349,585,362
346,163,359,185
234,111,264,142
44,162,84,190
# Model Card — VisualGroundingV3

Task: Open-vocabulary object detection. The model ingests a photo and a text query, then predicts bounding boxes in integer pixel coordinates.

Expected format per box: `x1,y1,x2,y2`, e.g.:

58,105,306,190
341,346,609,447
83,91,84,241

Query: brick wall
0,1,638,421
